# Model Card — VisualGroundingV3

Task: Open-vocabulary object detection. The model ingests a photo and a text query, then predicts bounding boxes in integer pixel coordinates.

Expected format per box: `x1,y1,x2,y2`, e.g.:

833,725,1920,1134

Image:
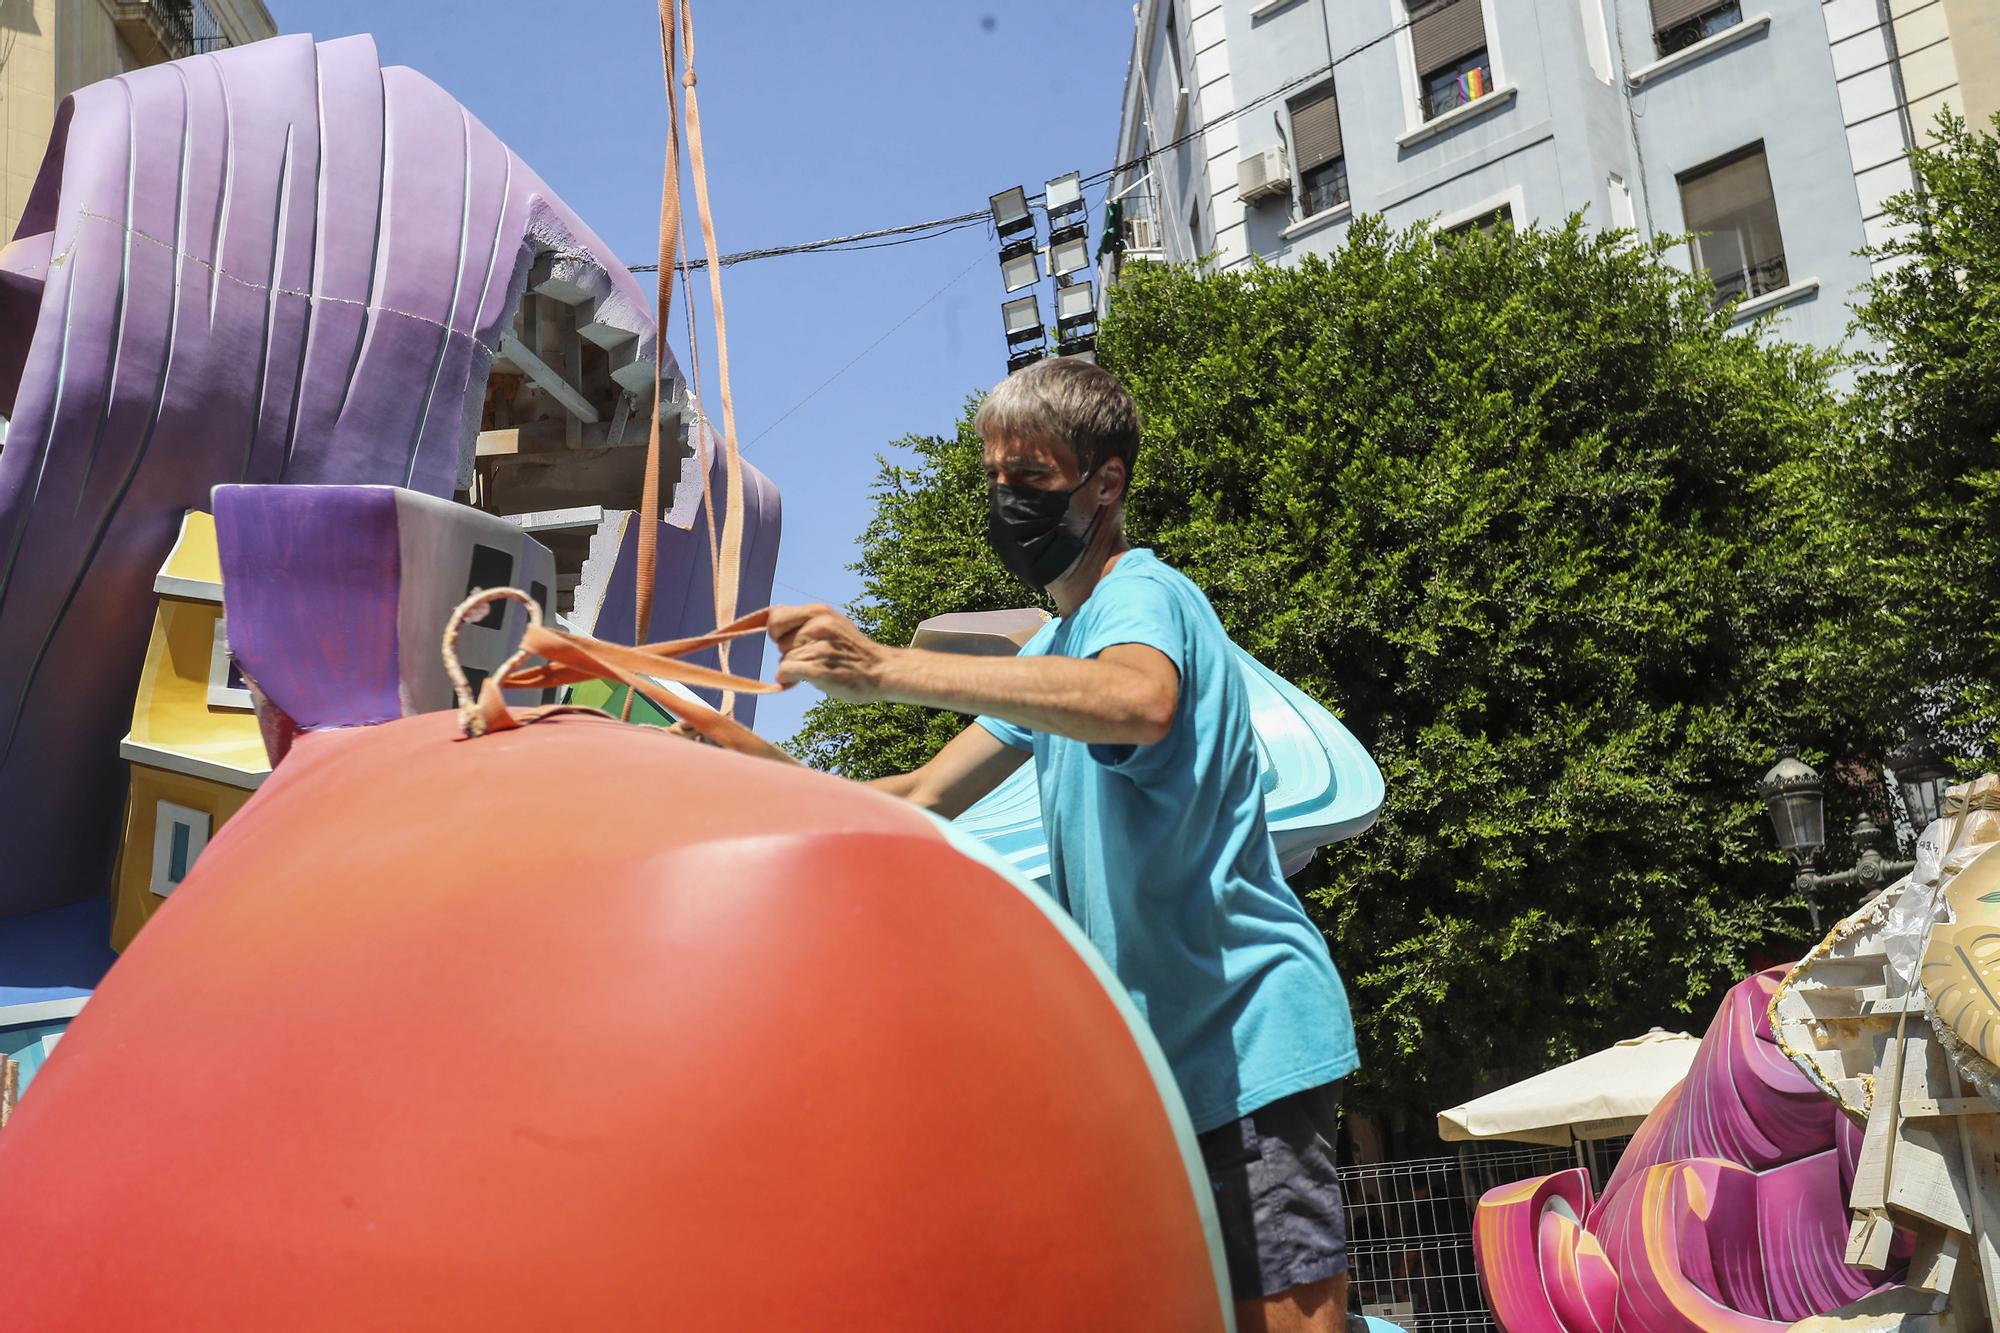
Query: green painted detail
565,680,676,728
1979,890,2000,904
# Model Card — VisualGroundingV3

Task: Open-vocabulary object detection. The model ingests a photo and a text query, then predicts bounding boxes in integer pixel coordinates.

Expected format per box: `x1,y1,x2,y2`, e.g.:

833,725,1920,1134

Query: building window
1165,2,1188,132
1443,204,1514,240
1679,145,1788,308
1409,0,1493,121
465,544,515,629
207,618,253,709
1121,179,1162,253
1288,84,1349,218
1652,0,1742,57
150,801,211,897
1189,200,1204,256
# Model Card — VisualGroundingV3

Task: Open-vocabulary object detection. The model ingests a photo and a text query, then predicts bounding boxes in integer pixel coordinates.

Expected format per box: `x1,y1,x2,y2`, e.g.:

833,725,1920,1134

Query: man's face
982,434,1083,493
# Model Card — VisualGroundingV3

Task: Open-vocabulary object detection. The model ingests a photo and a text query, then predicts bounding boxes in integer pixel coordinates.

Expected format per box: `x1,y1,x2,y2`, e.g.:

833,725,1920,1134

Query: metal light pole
1758,738,1947,931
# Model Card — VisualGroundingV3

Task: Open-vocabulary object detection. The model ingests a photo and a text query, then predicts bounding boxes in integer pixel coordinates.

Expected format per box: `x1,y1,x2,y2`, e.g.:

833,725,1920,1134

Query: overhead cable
629,0,1470,273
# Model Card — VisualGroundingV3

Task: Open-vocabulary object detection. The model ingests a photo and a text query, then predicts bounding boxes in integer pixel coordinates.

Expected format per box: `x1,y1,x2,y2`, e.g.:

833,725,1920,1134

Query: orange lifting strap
633,0,752,722
444,590,790,765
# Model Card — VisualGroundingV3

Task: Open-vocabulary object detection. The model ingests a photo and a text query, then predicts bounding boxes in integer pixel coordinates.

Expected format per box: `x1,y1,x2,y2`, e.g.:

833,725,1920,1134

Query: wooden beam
497,332,599,425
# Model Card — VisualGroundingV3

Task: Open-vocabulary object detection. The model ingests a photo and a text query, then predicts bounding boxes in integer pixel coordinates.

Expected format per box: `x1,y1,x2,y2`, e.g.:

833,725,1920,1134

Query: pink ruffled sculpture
1474,969,1903,1333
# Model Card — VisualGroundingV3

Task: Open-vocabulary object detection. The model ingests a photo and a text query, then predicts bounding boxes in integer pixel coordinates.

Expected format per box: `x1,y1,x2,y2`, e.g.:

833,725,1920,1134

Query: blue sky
266,0,1142,743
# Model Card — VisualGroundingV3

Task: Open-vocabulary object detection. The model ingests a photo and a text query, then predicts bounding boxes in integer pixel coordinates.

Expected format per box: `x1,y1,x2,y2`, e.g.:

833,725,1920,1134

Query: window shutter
1289,86,1344,172
1680,149,1773,233
1649,0,1715,32
1408,0,1488,76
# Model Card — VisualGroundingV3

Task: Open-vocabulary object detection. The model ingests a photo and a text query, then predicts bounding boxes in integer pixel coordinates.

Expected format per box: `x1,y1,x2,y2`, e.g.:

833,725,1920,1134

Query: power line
632,216,988,272
627,0,1470,274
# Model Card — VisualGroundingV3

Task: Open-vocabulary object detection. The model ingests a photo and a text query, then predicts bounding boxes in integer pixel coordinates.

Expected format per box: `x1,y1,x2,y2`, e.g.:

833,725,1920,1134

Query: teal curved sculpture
954,645,1383,882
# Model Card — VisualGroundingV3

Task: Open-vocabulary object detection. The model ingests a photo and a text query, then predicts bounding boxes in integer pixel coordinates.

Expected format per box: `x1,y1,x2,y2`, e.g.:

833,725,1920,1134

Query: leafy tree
794,215,1884,1128
1845,110,2000,760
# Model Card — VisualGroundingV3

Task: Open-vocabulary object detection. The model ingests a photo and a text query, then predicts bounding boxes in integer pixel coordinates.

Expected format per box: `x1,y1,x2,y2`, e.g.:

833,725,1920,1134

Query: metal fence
1340,1138,1630,1332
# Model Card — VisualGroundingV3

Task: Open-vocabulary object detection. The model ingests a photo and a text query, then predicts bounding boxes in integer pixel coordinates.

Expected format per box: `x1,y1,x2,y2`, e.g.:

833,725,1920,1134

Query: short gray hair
975,357,1141,479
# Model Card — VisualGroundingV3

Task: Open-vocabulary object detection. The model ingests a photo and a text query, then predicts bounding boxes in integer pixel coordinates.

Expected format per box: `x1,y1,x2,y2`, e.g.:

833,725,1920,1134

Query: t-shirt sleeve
1072,573,1189,773
971,619,1058,752
973,713,1034,752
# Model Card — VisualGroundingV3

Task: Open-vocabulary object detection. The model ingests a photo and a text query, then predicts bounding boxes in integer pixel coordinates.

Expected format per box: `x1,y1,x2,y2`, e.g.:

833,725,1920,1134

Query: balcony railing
112,0,229,63
1709,254,1789,308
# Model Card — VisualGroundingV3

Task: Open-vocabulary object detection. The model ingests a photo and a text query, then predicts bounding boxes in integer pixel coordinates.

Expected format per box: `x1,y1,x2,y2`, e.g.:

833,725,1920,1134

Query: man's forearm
874,648,1171,746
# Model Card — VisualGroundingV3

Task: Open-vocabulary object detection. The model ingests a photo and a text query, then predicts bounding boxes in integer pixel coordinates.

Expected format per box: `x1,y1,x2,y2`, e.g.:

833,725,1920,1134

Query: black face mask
987,473,1103,589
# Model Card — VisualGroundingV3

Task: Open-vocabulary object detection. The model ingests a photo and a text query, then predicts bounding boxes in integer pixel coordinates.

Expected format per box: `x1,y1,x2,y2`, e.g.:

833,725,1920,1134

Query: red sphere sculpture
0,711,1229,1330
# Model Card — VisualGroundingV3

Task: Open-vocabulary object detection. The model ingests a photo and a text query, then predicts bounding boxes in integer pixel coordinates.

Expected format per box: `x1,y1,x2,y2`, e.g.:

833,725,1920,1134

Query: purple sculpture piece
566,443,783,727
213,485,557,740
0,35,741,916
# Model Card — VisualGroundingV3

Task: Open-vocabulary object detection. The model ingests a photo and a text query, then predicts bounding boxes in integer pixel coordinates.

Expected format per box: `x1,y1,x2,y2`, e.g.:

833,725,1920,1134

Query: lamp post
1886,727,1954,833
1758,745,1923,932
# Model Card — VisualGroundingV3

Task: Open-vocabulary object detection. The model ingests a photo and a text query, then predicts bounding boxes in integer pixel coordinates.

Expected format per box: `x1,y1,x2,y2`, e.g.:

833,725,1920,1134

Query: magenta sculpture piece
0,35,760,916
1474,969,1905,1333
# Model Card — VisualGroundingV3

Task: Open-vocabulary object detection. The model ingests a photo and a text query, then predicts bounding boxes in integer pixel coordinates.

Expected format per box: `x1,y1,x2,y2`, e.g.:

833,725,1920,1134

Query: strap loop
442,589,793,765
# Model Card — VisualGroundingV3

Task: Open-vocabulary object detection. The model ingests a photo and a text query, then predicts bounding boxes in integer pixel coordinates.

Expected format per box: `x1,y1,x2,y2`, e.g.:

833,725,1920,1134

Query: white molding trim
120,739,269,791
207,618,254,710
1430,183,1529,235
1627,12,1772,87
1249,0,1303,17
1396,86,1520,150
1282,201,1354,241
153,573,223,603
149,800,211,897
0,997,89,1027
1729,277,1820,322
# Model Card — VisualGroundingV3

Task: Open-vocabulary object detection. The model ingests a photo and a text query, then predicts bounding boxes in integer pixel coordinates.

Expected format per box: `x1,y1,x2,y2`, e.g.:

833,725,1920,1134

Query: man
767,357,1359,1332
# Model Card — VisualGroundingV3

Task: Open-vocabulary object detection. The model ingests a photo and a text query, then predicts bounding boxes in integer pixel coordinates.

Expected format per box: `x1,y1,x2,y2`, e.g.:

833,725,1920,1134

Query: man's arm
871,721,1030,818
769,605,1178,747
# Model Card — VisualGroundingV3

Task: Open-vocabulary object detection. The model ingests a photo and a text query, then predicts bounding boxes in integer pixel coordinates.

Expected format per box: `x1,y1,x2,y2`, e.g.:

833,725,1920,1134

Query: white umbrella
1436,1027,1699,1147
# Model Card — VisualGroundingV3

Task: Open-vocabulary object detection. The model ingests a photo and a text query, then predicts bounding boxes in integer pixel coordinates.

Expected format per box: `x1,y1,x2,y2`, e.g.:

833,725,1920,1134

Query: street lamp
1758,747,1824,863
1758,745,1916,931
1887,727,1953,831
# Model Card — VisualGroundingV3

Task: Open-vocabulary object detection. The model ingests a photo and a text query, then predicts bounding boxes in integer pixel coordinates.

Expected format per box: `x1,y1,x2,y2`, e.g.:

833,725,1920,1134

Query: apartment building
1,0,277,241
1110,0,1998,351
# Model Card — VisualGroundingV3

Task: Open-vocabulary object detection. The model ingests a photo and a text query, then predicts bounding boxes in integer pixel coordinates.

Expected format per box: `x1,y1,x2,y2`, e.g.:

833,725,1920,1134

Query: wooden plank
1884,1031,1975,1233
1954,1112,2000,1327
504,506,607,533
607,391,633,447
497,333,599,425
0,1056,16,1129
1904,1097,1998,1119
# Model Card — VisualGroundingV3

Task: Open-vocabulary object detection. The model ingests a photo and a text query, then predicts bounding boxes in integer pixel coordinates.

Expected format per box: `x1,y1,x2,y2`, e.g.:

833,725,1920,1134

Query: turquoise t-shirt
975,550,1359,1132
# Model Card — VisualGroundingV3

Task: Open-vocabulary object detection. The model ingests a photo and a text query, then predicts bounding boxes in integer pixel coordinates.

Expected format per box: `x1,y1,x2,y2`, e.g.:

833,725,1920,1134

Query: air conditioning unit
1237,146,1291,205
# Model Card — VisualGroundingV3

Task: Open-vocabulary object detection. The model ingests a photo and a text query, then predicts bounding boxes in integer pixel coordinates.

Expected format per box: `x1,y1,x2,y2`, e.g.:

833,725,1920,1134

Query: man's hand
768,604,896,703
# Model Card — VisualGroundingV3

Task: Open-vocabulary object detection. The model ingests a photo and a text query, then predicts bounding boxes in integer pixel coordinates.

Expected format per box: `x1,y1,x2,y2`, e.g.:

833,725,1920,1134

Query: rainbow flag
1462,66,1488,101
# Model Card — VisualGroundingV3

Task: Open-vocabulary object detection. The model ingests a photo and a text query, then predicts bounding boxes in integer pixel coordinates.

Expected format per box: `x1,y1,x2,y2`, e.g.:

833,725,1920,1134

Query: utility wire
628,0,1469,273
741,247,989,452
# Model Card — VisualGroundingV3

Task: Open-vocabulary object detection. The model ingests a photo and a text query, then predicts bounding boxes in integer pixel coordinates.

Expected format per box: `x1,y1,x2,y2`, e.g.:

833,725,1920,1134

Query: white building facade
1109,0,1992,351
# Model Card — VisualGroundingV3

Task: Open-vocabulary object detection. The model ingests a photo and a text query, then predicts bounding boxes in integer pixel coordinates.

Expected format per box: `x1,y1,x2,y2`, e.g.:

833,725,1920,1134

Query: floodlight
1055,280,1096,327
1000,244,1040,293
1050,235,1091,278
989,186,1033,238
1045,171,1083,216
1002,292,1044,341
1057,337,1097,362
1007,345,1047,373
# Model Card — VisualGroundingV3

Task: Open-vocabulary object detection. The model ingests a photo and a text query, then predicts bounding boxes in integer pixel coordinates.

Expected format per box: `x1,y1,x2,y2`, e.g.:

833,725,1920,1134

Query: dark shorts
1197,1079,1350,1302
